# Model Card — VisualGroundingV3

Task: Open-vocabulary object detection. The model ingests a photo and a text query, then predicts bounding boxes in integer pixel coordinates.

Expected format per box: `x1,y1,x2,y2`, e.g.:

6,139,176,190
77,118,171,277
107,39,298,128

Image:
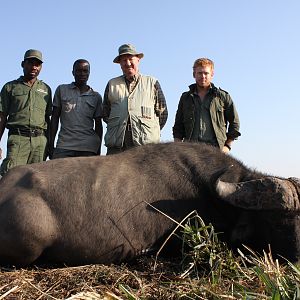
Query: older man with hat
0,49,52,176
103,44,168,154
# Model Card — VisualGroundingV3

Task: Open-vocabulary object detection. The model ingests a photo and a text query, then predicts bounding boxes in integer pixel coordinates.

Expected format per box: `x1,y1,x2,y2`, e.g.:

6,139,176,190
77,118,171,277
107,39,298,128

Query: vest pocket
104,116,122,147
138,118,160,144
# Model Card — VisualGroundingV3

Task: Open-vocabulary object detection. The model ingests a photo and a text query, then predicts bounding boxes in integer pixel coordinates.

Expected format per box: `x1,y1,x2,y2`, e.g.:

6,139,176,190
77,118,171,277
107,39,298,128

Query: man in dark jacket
173,58,240,153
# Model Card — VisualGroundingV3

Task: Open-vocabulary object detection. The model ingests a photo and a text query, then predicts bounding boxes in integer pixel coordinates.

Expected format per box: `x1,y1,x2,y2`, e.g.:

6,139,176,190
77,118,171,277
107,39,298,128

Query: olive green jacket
172,83,241,148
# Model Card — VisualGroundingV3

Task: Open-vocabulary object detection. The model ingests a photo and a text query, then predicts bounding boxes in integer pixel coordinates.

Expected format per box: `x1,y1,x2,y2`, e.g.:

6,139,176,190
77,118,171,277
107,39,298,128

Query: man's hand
222,144,231,154
222,146,230,154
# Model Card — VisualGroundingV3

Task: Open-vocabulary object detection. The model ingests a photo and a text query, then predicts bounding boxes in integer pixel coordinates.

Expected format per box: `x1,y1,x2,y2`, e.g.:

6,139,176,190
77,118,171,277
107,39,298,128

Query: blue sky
1,0,299,177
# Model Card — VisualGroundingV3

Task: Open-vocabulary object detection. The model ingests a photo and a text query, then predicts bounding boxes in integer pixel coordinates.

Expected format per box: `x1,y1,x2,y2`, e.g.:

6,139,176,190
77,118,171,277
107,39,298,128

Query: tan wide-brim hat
113,44,144,63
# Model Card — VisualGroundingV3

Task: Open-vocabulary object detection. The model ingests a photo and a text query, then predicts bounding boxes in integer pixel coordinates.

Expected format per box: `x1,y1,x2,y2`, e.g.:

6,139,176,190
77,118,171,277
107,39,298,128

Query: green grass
166,212,300,299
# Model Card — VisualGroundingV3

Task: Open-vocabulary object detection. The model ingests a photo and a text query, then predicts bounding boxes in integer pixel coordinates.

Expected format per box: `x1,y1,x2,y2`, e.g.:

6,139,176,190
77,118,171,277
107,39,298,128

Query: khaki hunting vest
104,75,160,148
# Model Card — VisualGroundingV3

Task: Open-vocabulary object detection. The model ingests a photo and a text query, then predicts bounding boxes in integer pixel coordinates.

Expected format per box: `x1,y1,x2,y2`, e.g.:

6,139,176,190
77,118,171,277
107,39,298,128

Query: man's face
119,54,140,78
22,58,42,80
193,65,214,88
73,62,90,86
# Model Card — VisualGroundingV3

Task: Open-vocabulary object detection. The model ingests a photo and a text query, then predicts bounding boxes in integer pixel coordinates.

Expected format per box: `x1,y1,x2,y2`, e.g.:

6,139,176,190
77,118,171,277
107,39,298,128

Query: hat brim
24,56,43,63
113,53,144,63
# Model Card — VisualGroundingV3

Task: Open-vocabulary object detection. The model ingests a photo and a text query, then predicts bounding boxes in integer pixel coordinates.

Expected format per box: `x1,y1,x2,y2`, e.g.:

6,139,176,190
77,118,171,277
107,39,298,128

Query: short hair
193,58,214,71
73,59,90,71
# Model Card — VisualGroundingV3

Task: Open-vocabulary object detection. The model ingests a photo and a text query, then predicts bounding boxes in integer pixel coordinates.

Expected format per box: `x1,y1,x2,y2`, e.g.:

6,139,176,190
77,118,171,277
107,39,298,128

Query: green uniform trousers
0,134,47,176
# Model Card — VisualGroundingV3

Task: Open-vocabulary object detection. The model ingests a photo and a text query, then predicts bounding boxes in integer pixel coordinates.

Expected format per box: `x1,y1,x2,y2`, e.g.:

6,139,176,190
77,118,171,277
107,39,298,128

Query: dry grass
1,249,298,300
1,213,300,299
0,257,197,300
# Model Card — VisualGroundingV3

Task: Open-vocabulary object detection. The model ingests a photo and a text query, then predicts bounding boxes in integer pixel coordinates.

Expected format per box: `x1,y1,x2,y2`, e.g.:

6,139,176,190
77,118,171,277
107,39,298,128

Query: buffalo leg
0,193,58,266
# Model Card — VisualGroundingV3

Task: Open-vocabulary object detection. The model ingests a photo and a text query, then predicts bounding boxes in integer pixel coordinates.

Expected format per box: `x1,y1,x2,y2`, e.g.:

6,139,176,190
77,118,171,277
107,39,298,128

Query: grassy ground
1,213,300,299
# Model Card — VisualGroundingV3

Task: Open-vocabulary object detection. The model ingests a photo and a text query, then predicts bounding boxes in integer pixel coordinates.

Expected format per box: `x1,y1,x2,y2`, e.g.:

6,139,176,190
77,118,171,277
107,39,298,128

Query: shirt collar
17,76,39,86
123,73,140,83
71,82,92,92
190,83,216,95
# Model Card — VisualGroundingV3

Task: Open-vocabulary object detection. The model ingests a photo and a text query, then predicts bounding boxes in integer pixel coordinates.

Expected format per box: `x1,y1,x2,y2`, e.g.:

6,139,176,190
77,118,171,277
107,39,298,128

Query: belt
9,128,45,137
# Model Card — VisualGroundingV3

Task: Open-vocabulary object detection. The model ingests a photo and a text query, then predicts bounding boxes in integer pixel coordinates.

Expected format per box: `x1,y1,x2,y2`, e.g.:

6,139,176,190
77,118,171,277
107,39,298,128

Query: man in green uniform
0,49,52,176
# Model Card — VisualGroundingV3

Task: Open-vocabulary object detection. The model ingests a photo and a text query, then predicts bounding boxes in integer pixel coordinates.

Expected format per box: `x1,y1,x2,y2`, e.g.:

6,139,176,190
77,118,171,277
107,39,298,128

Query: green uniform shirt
0,76,52,130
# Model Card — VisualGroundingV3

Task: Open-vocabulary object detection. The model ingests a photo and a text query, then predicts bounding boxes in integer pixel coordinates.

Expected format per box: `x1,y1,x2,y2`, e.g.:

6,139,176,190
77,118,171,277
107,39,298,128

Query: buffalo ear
216,177,300,211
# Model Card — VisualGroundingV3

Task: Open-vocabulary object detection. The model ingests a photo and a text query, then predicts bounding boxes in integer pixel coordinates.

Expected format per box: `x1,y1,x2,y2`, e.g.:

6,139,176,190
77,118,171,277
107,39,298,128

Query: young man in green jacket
173,58,240,153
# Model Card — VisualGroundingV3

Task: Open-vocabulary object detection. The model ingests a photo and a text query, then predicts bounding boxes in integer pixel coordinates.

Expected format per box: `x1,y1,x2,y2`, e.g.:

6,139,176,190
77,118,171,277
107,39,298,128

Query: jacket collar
188,83,218,96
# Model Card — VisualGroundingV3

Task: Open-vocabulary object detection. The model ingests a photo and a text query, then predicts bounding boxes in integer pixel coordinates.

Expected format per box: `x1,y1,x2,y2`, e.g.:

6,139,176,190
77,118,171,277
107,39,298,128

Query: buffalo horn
215,176,300,211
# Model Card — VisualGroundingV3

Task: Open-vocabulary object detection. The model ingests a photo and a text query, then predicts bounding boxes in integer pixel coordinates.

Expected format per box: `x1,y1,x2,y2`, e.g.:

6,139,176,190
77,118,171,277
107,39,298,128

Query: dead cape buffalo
0,142,299,266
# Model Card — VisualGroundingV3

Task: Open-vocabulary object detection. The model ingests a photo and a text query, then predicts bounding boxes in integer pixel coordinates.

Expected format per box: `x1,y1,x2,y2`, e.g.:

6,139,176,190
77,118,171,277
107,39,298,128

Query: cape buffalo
0,142,299,266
